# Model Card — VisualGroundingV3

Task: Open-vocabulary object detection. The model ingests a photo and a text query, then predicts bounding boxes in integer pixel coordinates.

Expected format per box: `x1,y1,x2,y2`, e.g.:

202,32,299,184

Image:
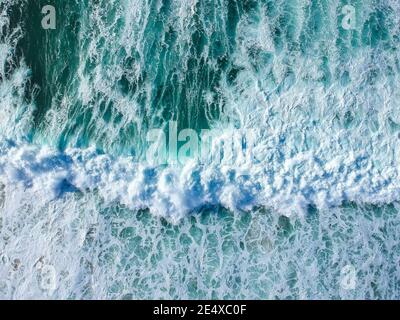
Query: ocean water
0,0,400,299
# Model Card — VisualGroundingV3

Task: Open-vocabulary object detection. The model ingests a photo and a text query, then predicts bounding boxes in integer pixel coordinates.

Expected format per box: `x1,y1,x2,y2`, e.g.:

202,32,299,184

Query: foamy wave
0,138,399,222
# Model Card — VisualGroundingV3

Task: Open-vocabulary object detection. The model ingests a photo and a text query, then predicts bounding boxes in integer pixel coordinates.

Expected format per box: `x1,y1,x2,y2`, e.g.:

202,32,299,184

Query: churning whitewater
0,0,400,299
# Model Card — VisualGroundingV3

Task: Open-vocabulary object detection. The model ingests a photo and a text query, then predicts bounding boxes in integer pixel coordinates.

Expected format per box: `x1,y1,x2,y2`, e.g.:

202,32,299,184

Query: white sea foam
1,137,400,299
0,135,399,222
0,0,398,208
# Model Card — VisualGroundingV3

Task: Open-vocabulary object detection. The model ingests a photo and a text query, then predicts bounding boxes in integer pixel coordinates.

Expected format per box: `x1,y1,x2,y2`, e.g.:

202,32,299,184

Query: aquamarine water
0,0,400,299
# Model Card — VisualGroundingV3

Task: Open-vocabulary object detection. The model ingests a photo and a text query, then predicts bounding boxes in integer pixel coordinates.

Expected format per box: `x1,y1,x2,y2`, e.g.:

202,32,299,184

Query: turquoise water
0,0,400,299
